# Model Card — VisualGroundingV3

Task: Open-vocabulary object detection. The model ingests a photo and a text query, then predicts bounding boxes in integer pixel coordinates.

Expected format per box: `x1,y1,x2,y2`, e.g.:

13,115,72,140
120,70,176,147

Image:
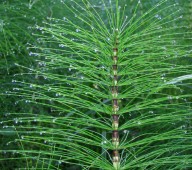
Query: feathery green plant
1,0,192,169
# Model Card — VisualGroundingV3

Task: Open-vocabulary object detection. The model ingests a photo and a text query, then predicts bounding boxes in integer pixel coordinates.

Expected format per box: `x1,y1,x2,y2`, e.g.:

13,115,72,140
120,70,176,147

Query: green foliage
1,0,192,169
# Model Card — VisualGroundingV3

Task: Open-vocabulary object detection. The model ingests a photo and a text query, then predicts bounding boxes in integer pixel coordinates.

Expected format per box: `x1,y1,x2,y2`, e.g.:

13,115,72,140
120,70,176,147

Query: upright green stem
112,29,120,169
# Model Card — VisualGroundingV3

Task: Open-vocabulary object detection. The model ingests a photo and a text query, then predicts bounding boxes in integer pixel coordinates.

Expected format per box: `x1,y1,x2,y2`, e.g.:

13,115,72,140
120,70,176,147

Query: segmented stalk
112,29,120,169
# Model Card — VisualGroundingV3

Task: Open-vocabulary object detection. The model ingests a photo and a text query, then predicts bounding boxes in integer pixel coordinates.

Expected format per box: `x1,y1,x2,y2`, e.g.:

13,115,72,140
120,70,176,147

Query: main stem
112,29,120,169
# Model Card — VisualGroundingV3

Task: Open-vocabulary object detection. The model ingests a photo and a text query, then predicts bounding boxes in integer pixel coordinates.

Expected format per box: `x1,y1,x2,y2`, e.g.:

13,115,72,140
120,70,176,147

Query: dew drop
167,96,173,100
14,118,18,124
52,118,57,123
137,121,141,125
76,29,80,32
123,130,129,134
6,142,11,145
25,100,31,103
101,140,107,145
59,44,65,48
58,160,63,164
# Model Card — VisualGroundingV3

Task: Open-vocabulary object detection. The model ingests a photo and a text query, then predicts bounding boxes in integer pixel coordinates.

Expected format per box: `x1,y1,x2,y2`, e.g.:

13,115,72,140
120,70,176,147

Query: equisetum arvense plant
1,0,192,169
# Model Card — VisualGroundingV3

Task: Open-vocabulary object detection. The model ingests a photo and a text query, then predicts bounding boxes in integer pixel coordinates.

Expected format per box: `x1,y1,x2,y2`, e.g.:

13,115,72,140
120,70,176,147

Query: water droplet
155,14,162,20
123,130,129,134
172,40,176,45
6,142,11,145
25,100,30,103
52,118,57,123
13,88,19,91
167,96,173,100
59,44,65,48
58,160,63,164
29,52,33,56
76,29,80,32
14,118,18,124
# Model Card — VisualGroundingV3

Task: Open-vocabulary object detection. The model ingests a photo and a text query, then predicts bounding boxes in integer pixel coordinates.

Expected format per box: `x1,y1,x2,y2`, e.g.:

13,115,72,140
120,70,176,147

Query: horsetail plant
1,0,192,169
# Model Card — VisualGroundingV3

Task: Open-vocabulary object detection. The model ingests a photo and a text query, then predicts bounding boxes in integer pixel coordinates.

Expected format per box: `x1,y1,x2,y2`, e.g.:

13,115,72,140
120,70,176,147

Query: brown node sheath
113,56,118,63
112,99,119,113
112,114,119,129
113,150,120,162
113,65,117,70
113,99,118,106
112,86,118,92
113,150,120,169
112,86,118,98
113,48,118,56
114,75,118,85
112,130,119,147
113,65,117,75
113,48,118,52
